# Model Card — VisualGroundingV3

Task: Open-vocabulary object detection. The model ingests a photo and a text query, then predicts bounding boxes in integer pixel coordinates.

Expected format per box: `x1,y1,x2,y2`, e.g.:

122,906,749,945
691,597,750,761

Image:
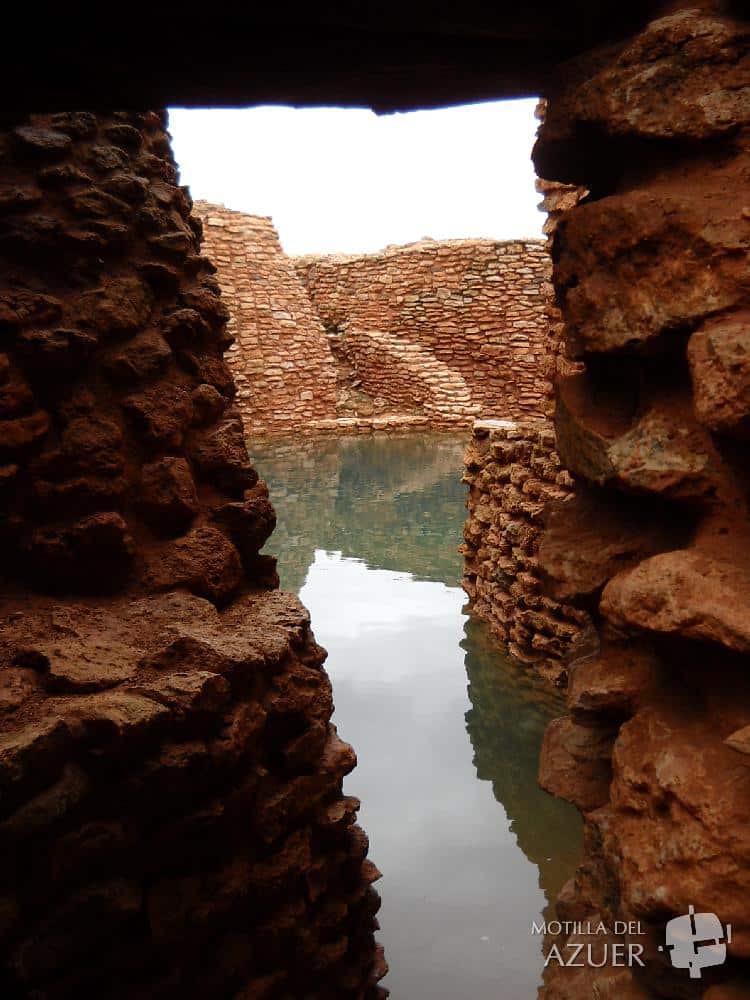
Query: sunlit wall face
168,100,542,255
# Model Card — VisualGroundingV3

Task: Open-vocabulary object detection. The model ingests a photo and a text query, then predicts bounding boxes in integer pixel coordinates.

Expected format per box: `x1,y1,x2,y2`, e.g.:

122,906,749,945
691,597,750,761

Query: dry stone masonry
531,8,750,998
0,112,385,998
461,128,588,686
460,9,750,997
193,203,340,436
296,240,554,426
193,201,556,435
1,3,749,998
461,419,591,685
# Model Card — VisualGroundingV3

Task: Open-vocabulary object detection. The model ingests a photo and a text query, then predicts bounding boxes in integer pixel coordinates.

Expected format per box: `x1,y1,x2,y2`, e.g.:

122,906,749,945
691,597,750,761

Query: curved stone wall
193,202,340,436
0,113,384,997
296,239,554,423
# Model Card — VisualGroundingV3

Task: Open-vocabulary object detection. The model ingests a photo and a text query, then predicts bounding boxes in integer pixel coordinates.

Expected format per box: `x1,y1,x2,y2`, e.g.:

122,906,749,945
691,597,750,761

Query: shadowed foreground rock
532,7,750,998
0,111,384,998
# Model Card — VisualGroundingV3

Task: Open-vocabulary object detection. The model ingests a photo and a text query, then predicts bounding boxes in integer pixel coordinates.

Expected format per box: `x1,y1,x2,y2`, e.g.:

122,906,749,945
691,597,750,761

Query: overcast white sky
168,100,543,256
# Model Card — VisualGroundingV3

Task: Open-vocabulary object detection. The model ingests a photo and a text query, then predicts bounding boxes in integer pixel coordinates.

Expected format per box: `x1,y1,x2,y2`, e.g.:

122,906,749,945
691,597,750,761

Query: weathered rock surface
534,8,750,999
549,149,750,357
725,724,750,758
538,487,688,604
539,10,750,153
539,716,616,812
606,704,750,958
556,377,723,502
688,312,750,438
569,638,660,719
0,111,385,998
601,549,750,654
138,456,199,535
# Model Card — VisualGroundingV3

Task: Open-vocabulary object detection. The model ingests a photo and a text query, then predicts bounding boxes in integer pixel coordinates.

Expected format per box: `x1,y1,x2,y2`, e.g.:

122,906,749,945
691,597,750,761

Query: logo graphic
660,905,732,979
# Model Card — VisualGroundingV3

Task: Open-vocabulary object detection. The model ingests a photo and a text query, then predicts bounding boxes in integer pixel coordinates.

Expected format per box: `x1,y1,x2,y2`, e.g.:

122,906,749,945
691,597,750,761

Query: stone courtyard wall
193,205,555,435
193,202,339,435
295,239,554,423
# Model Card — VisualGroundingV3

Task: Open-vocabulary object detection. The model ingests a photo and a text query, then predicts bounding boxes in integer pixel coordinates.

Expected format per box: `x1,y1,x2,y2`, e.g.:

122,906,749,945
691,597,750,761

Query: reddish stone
187,414,258,493
539,717,615,812
26,512,135,591
601,549,750,654
688,311,750,438
138,457,199,536
77,277,153,338
102,330,172,383
122,384,193,449
143,525,243,605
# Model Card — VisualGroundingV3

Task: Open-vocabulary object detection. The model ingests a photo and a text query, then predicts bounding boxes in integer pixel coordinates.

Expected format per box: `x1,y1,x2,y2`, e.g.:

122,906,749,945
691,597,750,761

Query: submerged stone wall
0,113,384,997
532,8,750,998
193,202,339,436
296,239,554,424
461,419,591,685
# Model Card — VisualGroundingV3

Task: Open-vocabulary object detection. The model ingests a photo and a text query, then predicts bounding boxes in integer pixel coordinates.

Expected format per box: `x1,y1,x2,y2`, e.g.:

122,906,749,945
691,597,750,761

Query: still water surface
249,434,582,999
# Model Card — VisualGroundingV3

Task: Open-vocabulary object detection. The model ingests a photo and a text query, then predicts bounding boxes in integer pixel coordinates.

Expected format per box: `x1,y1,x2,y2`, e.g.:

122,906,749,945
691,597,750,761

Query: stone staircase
344,326,480,426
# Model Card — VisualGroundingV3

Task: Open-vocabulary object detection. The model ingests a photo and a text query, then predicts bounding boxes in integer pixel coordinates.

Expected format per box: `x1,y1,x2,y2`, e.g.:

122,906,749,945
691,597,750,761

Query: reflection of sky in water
252,434,582,999
302,551,545,998
302,551,460,644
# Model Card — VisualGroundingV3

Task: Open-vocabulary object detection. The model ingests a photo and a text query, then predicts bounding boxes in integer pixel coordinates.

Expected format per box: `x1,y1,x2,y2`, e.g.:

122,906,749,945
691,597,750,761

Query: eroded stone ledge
0,589,385,996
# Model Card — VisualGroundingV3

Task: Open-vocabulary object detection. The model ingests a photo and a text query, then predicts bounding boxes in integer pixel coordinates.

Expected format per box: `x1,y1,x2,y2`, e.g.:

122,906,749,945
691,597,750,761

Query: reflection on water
251,435,467,592
250,434,582,999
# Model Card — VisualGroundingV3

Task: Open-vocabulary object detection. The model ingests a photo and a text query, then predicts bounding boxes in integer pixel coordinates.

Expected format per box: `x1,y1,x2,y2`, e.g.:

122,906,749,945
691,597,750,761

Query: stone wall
460,108,589,685
461,419,592,685
296,239,554,425
0,113,384,997
195,207,555,435
193,202,339,436
3,7,748,996
532,8,750,998
460,14,750,994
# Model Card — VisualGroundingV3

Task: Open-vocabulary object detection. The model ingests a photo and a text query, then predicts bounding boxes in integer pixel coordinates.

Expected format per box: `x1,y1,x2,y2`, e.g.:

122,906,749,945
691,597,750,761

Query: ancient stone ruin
1,2,750,998
461,158,589,685
194,203,340,435
533,9,750,997
197,202,554,434
296,240,553,427
461,418,590,685
0,112,384,997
